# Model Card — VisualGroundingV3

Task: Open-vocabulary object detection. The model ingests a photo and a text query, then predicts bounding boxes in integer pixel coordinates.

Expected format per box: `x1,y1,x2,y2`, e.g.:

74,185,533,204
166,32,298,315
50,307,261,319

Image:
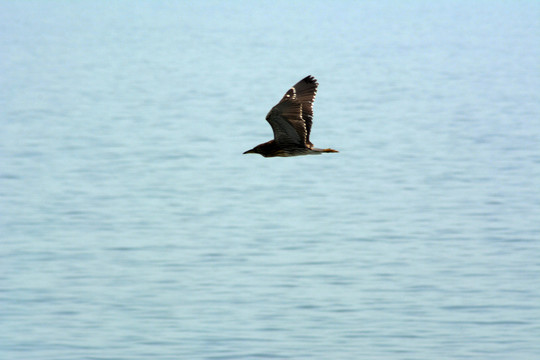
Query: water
1,1,540,359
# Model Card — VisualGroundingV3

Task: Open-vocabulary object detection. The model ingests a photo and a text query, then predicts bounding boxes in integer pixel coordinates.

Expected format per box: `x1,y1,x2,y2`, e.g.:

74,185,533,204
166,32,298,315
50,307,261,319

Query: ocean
1,1,539,359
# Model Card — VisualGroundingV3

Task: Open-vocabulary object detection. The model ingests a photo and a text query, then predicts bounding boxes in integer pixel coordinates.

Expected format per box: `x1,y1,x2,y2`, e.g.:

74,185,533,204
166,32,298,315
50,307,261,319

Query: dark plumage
243,75,338,157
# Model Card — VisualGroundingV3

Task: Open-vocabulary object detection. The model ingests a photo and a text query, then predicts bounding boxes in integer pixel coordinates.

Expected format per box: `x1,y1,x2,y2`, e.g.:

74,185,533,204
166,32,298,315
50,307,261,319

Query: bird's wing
277,76,318,147
265,99,306,146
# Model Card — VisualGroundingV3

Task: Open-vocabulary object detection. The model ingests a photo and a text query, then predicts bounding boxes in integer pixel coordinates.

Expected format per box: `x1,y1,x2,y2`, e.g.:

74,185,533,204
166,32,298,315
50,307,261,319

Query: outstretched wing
265,99,306,146
276,75,318,147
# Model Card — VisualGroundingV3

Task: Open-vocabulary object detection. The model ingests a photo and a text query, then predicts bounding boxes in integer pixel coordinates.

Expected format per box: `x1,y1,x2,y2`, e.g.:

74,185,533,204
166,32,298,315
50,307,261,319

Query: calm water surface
1,1,540,359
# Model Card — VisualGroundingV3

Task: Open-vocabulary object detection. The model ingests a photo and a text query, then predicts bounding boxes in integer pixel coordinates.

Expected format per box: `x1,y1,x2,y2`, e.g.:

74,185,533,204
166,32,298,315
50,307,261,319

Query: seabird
243,75,338,157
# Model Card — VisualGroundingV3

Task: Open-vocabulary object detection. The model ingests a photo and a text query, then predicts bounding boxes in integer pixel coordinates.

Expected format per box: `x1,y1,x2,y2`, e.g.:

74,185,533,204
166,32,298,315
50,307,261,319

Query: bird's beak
243,149,255,154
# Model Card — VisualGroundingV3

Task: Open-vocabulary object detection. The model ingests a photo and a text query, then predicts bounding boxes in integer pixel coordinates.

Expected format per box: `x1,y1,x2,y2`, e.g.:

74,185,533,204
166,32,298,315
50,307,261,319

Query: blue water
1,1,540,359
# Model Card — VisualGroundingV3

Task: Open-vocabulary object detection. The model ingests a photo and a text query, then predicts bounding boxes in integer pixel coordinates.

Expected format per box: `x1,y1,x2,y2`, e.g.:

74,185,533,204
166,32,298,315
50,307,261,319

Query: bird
243,75,338,157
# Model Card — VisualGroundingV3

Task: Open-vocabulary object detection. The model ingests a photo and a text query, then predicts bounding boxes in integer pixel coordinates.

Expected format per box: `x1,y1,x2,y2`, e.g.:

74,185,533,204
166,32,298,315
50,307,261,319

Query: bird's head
243,146,261,155
243,141,274,157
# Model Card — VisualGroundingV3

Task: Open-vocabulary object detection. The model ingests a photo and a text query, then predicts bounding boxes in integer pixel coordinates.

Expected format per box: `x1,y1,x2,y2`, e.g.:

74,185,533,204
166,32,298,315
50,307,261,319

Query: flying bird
243,75,338,157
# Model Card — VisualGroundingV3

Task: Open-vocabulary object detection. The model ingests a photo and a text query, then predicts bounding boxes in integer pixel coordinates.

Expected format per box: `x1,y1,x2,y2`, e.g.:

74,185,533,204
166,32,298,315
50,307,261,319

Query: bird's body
243,75,338,157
